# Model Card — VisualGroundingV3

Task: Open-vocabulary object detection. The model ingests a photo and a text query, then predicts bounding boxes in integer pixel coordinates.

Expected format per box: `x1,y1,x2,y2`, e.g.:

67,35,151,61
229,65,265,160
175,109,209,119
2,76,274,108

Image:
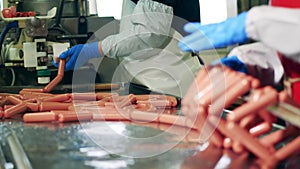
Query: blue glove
213,56,247,73
52,42,101,71
178,12,248,53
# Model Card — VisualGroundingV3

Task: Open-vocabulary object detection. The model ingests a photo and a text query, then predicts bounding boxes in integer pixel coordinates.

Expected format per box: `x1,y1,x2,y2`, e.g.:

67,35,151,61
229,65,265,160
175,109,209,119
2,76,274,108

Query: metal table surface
0,118,299,169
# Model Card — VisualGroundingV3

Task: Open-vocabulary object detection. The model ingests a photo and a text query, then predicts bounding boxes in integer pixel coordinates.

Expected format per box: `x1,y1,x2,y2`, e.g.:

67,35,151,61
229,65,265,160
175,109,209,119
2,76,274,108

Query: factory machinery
0,1,299,169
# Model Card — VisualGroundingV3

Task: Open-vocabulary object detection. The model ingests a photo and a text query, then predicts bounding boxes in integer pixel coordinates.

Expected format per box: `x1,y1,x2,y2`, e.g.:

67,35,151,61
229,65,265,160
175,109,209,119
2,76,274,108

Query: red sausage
228,87,278,122
4,103,27,118
275,136,300,161
23,112,57,123
58,112,93,123
71,93,97,101
42,94,70,102
93,112,128,121
43,75,63,93
209,116,274,163
43,59,65,93
7,96,23,105
130,110,159,123
19,88,44,93
259,125,299,147
249,122,272,137
26,102,39,112
39,102,72,111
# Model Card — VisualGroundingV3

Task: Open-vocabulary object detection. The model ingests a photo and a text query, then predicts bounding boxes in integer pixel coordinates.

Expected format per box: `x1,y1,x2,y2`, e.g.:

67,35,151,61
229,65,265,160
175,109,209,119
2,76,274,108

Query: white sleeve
228,42,284,85
246,6,300,58
102,0,173,59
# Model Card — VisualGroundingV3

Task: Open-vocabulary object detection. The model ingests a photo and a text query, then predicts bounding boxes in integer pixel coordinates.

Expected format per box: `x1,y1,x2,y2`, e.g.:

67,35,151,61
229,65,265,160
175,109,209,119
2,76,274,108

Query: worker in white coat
178,0,300,105
53,0,202,98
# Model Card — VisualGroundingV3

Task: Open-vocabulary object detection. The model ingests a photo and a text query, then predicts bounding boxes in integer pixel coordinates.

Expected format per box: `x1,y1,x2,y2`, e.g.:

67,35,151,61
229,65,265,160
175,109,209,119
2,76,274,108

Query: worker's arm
102,0,173,58
53,0,173,70
246,6,300,58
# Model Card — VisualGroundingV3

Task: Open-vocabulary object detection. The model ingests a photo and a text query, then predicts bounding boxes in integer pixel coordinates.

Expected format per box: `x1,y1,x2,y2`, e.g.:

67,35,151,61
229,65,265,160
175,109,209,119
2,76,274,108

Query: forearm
246,6,300,57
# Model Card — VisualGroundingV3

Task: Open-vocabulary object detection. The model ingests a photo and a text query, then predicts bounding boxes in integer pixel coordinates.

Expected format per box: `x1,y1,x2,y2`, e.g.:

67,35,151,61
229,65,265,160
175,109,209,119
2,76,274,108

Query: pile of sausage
1,59,300,168
181,65,300,169
0,60,190,126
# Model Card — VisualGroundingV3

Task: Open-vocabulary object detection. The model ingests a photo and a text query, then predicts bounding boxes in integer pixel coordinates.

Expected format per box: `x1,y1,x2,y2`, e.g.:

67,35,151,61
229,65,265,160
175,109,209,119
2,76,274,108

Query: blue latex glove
178,12,248,53
52,42,101,71
213,56,247,73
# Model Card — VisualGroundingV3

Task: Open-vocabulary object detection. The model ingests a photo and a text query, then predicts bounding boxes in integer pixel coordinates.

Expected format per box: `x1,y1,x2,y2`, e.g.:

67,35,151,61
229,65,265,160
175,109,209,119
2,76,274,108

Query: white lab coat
101,0,201,97
230,5,300,85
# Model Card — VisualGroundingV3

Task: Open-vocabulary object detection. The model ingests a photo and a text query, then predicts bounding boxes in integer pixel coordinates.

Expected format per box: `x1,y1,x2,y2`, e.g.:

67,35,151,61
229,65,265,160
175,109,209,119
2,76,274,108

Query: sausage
51,110,76,115
275,135,300,161
71,93,97,101
136,100,172,108
93,112,128,121
7,96,23,105
104,102,115,108
232,141,245,154
130,110,159,123
4,105,14,110
249,122,272,137
239,114,257,128
223,137,232,149
96,92,118,100
42,94,70,102
58,112,93,123
39,102,72,111
208,116,274,162
118,94,136,108
259,125,299,147
246,76,260,89
4,103,27,118
57,59,65,76
228,87,278,122
43,59,65,93
208,78,251,116
158,114,187,128
43,75,63,93
19,88,44,93
0,110,3,118
26,102,39,112
201,68,240,107
23,112,57,123
135,103,157,112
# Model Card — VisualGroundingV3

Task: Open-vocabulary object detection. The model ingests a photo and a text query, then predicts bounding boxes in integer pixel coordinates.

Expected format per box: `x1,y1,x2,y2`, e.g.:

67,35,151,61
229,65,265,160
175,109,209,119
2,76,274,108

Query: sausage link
39,102,72,111
26,103,39,112
71,93,97,101
23,112,57,123
93,112,128,121
209,116,274,163
259,125,299,147
7,96,23,105
228,87,278,122
43,75,63,93
249,122,272,137
275,135,300,161
42,94,70,102
4,103,27,118
19,88,44,93
130,110,159,123
58,112,92,123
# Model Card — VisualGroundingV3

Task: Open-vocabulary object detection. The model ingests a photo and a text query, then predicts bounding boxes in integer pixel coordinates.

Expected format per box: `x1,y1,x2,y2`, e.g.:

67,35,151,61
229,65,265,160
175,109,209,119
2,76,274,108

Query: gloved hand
213,56,247,73
178,12,248,53
52,42,101,71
